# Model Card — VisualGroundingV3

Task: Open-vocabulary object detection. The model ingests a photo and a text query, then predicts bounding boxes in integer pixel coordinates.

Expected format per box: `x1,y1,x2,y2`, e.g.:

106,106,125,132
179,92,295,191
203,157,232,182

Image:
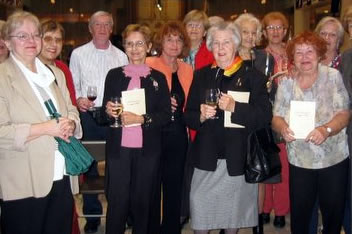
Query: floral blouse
273,64,349,169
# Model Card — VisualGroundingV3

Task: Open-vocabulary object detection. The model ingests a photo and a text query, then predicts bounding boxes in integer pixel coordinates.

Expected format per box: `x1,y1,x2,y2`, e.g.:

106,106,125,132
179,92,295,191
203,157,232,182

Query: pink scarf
121,64,151,148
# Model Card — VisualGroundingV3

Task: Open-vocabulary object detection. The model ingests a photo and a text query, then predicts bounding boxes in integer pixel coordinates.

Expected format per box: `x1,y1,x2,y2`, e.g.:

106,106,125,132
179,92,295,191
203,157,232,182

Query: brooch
236,77,242,87
150,77,159,91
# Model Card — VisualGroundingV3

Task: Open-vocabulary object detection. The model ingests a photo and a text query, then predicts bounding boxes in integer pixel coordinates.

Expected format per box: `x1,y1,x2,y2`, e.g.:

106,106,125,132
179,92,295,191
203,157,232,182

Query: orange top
146,56,193,106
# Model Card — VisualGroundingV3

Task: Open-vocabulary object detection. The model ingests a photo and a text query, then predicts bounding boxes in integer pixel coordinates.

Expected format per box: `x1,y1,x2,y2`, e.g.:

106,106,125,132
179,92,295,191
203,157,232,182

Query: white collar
11,53,55,87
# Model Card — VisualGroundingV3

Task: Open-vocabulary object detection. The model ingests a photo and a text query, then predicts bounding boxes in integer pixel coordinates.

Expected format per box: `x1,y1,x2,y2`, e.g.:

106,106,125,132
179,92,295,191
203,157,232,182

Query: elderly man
69,11,128,233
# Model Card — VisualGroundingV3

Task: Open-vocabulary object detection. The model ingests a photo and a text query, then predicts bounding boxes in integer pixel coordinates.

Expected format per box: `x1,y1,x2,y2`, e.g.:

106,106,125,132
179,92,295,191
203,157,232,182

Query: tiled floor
75,194,292,234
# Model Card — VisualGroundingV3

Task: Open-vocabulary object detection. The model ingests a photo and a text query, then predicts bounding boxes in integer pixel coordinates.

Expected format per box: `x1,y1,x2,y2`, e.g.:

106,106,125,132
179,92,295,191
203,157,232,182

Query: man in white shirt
69,10,128,233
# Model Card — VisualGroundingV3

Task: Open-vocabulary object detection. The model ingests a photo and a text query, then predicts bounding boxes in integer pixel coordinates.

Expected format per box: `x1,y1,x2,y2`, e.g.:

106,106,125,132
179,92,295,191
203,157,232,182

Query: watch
323,125,332,135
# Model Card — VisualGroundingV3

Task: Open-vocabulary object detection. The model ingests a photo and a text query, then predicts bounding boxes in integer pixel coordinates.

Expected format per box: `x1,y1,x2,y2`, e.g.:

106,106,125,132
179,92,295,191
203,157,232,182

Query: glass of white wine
110,97,123,128
205,88,220,119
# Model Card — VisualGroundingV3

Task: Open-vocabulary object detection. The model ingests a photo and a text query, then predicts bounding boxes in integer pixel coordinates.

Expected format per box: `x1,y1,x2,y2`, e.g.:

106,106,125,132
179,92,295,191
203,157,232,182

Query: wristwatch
323,125,332,135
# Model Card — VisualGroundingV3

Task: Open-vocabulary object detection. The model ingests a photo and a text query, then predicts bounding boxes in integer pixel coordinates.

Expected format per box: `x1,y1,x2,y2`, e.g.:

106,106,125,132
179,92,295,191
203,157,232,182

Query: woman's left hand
218,93,235,112
121,111,144,126
60,118,76,141
305,126,329,145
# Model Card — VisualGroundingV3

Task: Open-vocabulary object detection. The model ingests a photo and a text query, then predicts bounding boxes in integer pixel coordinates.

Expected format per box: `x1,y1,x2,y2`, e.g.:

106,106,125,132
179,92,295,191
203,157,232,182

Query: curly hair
153,21,190,58
234,13,262,46
286,31,327,62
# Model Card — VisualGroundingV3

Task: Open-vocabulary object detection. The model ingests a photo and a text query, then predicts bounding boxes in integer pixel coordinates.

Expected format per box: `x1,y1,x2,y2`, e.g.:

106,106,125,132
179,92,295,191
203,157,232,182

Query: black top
184,63,272,176
170,72,185,121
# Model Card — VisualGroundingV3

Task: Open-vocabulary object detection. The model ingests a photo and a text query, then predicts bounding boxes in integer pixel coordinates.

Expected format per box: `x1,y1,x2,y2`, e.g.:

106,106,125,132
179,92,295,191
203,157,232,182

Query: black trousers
0,176,73,234
80,111,107,225
105,147,160,234
150,123,188,234
290,158,349,234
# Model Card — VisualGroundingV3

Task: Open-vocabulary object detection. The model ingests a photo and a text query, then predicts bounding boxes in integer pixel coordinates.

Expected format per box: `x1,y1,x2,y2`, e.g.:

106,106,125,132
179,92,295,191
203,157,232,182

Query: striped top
70,41,128,107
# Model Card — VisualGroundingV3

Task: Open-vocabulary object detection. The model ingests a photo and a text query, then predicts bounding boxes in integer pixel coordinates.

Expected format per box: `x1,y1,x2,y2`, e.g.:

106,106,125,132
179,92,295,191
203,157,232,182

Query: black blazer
184,64,272,176
102,66,171,164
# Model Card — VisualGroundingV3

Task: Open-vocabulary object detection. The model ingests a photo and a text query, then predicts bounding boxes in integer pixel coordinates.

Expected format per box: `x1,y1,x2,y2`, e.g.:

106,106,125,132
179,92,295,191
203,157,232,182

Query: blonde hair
2,11,40,40
234,13,262,45
183,10,209,30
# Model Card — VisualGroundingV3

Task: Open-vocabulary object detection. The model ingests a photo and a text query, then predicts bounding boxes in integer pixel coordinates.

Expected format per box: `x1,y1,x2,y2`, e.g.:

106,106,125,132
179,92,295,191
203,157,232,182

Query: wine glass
87,86,97,111
205,88,220,119
110,97,123,128
171,93,179,121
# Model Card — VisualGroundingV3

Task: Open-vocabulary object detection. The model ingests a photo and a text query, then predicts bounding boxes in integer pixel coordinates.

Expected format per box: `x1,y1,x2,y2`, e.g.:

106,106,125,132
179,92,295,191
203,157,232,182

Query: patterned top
273,64,349,169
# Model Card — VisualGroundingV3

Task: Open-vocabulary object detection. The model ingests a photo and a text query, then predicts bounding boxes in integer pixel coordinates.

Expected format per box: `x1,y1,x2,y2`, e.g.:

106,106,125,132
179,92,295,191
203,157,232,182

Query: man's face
89,15,112,43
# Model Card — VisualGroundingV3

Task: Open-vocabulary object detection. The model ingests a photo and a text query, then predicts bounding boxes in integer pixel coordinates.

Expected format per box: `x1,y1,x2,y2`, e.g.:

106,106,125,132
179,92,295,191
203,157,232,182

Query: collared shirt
70,41,128,107
273,64,349,169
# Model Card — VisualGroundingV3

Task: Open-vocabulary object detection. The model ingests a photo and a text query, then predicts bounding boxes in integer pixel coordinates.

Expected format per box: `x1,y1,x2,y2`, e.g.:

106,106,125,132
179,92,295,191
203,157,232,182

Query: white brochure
224,91,250,128
121,88,146,127
289,100,316,139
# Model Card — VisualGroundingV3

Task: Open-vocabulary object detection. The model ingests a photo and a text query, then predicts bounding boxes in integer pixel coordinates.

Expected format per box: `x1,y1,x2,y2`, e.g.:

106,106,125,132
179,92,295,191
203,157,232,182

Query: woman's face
5,19,42,64
40,29,63,63
162,33,184,59
124,31,150,65
240,21,257,50
211,30,236,68
293,43,319,74
185,20,205,44
264,19,287,45
318,22,339,53
348,20,352,38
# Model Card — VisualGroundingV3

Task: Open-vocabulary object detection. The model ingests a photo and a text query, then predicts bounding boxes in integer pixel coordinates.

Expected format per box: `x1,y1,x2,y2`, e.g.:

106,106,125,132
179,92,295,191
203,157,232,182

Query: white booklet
289,100,316,139
224,91,250,128
121,88,146,127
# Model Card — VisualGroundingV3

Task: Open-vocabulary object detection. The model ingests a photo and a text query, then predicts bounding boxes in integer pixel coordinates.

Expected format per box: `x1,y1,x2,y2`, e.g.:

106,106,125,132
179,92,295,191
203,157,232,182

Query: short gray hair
314,16,344,49
234,13,262,45
2,11,40,40
89,11,113,29
206,21,241,51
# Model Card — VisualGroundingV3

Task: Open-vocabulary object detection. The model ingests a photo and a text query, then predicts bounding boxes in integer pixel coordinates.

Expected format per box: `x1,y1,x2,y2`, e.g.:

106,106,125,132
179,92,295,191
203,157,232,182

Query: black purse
245,127,281,183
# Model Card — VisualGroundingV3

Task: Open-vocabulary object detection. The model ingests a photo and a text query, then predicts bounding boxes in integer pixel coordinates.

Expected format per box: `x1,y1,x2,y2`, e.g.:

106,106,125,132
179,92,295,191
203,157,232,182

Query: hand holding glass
205,89,220,119
87,86,97,111
171,93,179,121
110,97,123,128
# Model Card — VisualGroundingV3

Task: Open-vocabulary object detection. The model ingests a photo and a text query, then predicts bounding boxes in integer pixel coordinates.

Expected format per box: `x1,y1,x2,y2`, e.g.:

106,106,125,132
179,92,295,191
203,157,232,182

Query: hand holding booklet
121,88,146,127
224,91,250,128
289,100,315,139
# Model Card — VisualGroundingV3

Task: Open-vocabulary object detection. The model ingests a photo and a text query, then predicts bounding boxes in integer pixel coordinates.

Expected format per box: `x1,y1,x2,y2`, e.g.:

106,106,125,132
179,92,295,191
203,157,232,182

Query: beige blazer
0,57,82,201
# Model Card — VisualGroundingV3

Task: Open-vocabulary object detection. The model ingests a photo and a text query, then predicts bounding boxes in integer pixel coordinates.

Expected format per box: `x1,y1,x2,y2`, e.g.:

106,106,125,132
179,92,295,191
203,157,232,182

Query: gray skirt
190,159,258,230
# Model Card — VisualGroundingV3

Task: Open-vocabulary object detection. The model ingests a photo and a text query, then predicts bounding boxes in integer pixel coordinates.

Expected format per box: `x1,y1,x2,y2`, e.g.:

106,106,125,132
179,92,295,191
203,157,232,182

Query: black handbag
245,127,282,183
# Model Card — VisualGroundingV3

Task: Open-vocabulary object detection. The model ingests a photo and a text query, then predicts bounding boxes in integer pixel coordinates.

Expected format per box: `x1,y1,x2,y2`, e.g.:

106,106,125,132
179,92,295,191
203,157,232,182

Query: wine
113,107,123,117
88,96,97,101
206,101,217,107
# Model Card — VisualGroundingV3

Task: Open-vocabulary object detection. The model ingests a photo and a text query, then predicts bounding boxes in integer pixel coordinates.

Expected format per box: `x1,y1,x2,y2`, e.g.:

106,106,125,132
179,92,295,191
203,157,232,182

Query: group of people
0,6,351,234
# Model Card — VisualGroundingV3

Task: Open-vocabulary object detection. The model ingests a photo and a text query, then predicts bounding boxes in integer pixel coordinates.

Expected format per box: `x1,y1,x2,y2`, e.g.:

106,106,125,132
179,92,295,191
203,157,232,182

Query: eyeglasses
319,31,337,39
43,36,63,44
266,25,285,31
92,22,112,28
212,40,232,49
9,32,42,42
186,23,203,29
124,40,145,49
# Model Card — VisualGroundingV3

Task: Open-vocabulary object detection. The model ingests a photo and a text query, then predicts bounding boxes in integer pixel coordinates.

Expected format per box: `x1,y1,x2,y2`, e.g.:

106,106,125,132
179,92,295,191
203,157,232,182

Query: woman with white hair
315,16,345,69
234,13,275,234
184,21,272,234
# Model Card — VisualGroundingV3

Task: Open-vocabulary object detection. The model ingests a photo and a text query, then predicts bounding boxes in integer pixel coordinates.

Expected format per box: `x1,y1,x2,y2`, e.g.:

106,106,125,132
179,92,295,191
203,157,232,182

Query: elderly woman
146,21,193,234
272,31,350,234
234,13,275,234
183,9,214,70
184,21,272,234
102,24,171,234
315,16,344,69
0,20,9,63
0,11,81,234
261,11,290,228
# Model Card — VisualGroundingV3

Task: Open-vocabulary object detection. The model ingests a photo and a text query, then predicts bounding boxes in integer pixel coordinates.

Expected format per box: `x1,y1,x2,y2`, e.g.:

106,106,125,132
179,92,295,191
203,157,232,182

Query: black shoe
219,229,225,234
180,216,189,228
262,213,270,224
273,215,285,228
84,222,99,233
